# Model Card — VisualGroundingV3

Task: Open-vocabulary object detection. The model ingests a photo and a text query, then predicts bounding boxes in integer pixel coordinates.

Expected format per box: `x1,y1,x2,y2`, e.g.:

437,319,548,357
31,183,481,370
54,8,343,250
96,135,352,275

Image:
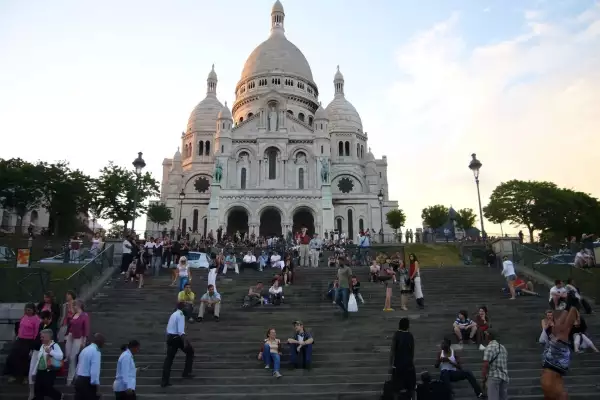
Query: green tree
483,180,557,242
386,209,406,240
0,158,45,229
38,162,94,236
421,205,449,231
454,208,477,231
94,162,159,229
147,202,173,227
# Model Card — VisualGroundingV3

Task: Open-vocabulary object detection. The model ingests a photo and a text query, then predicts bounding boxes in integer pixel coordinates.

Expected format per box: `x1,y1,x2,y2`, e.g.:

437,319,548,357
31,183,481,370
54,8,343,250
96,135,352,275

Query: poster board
16,248,31,268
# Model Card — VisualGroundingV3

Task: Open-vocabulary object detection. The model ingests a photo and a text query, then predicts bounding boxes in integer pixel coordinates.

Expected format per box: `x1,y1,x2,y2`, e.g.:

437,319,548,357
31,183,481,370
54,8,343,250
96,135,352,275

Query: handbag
348,294,359,312
57,325,68,343
47,344,65,370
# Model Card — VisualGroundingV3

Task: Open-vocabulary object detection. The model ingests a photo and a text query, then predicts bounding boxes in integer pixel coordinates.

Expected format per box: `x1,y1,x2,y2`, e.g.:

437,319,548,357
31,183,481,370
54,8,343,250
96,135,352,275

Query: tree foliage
386,209,406,233
94,162,159,228
483,179,600,242
421,205,449,230
147,202,173,226
454,208,477,230
0,158,45,220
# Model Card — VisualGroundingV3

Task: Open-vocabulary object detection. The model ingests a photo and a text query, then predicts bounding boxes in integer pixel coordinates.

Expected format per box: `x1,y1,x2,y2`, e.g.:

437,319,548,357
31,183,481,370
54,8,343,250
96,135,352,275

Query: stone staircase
3,265,600,399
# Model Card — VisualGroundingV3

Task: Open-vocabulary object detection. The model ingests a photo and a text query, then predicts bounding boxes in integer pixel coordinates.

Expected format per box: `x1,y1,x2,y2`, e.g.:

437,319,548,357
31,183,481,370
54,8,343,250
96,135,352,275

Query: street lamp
468,153,485,240
377,189,384,243
178,189,186,232
131,152,146,233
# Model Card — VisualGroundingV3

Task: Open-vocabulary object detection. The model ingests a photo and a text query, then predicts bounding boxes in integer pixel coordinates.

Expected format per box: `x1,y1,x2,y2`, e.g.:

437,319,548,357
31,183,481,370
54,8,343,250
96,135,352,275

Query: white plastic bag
348,293,359,312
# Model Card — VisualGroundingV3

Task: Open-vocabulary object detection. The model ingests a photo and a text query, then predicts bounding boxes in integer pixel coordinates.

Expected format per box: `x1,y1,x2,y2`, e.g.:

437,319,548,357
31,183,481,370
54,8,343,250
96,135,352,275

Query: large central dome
239,1,314,83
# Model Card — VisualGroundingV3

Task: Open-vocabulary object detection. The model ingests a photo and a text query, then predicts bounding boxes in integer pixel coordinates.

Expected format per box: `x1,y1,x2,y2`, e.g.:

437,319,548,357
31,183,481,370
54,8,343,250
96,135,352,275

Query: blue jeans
288,343,312,368
335,287,350,316
179,277,189,291
262,345,280,372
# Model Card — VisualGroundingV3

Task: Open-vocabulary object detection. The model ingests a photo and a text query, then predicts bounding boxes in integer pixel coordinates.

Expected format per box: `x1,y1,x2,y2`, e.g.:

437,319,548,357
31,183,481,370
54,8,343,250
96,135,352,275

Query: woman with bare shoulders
540,293,581,399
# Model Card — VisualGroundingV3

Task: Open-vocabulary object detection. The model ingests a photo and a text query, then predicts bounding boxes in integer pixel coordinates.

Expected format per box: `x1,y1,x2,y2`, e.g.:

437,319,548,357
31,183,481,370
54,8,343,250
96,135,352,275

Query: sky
1,0,599,235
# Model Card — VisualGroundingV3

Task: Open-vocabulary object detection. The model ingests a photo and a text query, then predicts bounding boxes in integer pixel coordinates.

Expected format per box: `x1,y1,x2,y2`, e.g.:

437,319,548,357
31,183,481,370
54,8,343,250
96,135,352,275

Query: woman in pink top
66,299,90,385
4,303,40,383
58,290,76,343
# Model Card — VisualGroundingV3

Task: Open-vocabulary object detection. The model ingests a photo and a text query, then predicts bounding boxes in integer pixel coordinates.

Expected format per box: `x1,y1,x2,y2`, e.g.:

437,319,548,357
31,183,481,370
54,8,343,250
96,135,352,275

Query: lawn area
404,243,461,266
0,262,82,279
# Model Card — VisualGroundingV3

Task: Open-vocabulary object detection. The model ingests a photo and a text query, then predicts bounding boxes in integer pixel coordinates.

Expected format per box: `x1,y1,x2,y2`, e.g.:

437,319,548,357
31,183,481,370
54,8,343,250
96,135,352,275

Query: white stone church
147,1,398,239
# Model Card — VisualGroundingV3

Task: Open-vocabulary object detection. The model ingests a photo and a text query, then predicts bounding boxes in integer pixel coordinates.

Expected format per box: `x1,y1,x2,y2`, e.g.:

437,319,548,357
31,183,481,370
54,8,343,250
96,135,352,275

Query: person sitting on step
453,310,477,344
549,280,568,309
258,251,268,271
565,279,593,314
268,280,284,305
473,306,491,350
270,251,285,269
369,259,380,282
242,251,257,271
570,314,599,353
435,338,484,398
243,282,265,308
261,328,282,378
327,278,339,303
415,371,452,400
502,276,538,297
351,275,365,304
282,258,293,286
287,320,313,369
223,252,239,275
539,310,554,344
177,283,196,322
197,284,220,322
328,254,337,268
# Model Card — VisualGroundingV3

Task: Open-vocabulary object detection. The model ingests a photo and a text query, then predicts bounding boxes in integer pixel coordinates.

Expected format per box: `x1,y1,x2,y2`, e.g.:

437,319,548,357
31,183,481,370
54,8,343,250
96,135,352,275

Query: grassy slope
0,262,81,279
404,243,461,266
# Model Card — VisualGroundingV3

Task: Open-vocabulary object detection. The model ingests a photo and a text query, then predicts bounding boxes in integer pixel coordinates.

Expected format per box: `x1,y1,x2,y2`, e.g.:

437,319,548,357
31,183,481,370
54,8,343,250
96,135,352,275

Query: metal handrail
63,244,114,281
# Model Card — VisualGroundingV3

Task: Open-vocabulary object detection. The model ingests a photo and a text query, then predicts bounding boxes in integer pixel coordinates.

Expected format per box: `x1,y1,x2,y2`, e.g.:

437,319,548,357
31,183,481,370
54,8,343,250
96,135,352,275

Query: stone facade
147,1,398,239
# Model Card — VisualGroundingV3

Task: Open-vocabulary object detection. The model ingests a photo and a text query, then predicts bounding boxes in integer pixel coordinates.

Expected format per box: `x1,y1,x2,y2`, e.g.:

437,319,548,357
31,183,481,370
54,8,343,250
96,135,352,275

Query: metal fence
513,242,600,301
0,235,92,262
0,244,115,303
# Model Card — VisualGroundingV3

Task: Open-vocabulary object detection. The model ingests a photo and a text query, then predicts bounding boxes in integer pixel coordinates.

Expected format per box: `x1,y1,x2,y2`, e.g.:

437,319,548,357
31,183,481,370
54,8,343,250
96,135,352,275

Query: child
126,258,137,282
351,275,365,304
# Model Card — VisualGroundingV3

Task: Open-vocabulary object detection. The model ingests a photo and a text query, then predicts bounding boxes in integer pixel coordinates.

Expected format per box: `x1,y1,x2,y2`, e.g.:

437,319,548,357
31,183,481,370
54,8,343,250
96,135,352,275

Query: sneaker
196,317,203,322
383,308,395,312
479,344,486,351
273,371,282,378
265,365,271,369
214,316,220,322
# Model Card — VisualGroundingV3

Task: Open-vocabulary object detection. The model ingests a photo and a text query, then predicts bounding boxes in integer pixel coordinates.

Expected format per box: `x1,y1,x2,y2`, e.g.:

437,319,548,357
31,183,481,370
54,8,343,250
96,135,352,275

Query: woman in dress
262,328,282,378
135,250,146,289
176,256,191,291
474,306,491,350
408,253,424,309
4,303,40,384
397,260,411,311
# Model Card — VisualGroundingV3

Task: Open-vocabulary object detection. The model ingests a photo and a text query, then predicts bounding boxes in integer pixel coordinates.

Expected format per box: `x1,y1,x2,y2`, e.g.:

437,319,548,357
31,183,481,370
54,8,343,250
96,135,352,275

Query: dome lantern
207,64,218,96
334,65,344,97
271,1,285,36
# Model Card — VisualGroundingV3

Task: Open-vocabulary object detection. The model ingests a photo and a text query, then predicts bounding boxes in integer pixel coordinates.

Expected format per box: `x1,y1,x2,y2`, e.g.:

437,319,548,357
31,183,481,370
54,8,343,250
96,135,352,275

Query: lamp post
178,189,185,231
468,153,485,241
377,189,384,243
131,152,146,233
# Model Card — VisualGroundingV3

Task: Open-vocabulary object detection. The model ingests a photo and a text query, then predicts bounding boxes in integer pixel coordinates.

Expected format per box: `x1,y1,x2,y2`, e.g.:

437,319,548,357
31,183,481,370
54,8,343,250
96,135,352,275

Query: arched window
345,141,350,156
247,112,254,118
267,148,277,180
287,110,294,117
198,141,204,156
321,145,324,154
361,145,364,159
192,209,199,232
336,218,343,234
308,116,313,126
298,168,304,189
239,117,243,123
203,218,208,237
359,218,364,233
184,144,188,158
356,143,360,157
241,167,247,189
181,218,187,233
205,141,210,155
338,141,343,156
298,113,305,122
221,145,224,153
347,209,354,239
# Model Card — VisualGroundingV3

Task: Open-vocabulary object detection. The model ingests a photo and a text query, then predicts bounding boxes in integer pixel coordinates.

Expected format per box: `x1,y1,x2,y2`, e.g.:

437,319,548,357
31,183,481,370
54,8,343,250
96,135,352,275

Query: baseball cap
293,320,303,326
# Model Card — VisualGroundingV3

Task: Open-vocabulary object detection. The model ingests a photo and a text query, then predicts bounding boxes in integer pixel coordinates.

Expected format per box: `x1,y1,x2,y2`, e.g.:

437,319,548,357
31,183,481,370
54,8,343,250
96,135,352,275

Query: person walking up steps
74,333,105,400
335,258,352,319
161,303,194,387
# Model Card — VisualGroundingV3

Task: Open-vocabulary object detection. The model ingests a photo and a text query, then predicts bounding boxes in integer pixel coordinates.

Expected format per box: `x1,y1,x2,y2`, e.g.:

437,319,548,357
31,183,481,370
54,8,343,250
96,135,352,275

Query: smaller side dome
173,147,182,161
218,101,232,120
314,102,328,120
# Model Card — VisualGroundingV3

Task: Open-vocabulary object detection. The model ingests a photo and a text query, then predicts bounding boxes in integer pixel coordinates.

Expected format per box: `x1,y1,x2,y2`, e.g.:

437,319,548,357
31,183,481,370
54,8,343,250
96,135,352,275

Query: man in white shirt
501,256,517,300
270,252,284,269
549,280,567,309
309,234,323,268
242,251,257,271
121,237,133,274
161,303,194,387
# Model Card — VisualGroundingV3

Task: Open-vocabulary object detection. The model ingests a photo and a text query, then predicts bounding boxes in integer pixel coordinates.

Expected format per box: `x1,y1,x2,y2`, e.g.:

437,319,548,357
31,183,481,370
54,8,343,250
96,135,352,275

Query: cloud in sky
384,2,600,233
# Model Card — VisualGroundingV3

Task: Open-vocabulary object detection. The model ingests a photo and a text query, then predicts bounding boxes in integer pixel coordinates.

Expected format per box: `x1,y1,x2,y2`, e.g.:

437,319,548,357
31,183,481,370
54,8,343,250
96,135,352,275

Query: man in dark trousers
389,318,416,397
161,302,194,387
74,333,105,400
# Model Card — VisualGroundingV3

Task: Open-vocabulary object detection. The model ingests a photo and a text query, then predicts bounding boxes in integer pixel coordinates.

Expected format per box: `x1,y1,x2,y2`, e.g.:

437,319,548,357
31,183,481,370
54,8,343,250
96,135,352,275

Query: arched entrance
226,207,249,236
293,207,315,236
259,207,282,237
